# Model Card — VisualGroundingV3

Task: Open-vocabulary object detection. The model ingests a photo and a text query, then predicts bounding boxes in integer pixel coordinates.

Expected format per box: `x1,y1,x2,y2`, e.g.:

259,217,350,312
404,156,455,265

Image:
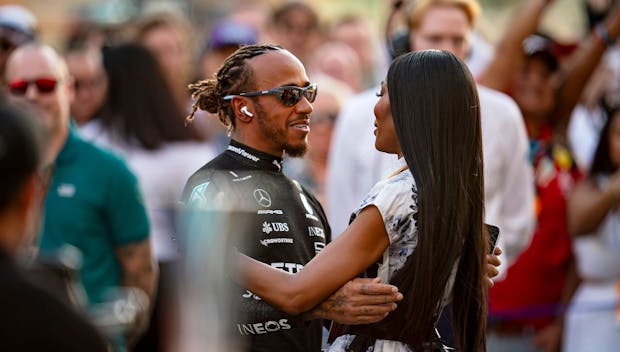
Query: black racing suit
181,140,331,352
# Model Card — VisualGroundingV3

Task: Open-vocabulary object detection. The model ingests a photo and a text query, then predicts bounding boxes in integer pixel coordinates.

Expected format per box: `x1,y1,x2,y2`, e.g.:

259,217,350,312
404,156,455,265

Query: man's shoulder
477,85,519,112
477,85,524,127
182,152,250,205
186,152,233,183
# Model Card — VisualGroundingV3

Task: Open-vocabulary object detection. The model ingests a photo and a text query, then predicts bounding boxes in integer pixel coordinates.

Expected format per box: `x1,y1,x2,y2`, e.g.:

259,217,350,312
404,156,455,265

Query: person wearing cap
199,20,258,82
0,102,108,351
4,43,156,350
477,1,620,351
0,5,37,88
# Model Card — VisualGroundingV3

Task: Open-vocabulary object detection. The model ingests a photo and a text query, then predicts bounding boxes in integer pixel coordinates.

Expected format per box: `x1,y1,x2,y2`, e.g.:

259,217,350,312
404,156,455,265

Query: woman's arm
236,205,394,315
568,172,620,236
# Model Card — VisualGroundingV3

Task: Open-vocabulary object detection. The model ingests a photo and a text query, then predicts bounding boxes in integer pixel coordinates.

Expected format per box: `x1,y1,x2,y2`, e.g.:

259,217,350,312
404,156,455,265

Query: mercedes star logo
253,189,272,207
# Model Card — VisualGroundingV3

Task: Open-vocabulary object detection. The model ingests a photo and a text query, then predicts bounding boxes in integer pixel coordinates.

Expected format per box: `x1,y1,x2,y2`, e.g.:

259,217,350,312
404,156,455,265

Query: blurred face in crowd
65,47,107,125
271,7,320,62
141,23,192,88
245,50,313,157
512,57,556,121
310,42,362,92
409,4,471,61
307,91,339,160
373,81,401,156
5,46,73,139
610,111,620,167
332,19,376,74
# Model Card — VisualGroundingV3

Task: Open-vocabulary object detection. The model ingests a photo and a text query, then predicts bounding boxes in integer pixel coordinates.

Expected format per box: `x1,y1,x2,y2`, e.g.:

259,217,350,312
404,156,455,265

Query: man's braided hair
186,44,282,134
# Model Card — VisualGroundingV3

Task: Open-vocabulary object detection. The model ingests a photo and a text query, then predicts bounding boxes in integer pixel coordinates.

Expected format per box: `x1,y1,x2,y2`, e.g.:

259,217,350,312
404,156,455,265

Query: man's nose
24,84,39,100
295,96,313,114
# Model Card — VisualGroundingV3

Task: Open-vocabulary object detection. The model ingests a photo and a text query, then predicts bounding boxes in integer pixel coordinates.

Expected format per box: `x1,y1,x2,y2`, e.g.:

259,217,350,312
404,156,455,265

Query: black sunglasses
223,83,317,107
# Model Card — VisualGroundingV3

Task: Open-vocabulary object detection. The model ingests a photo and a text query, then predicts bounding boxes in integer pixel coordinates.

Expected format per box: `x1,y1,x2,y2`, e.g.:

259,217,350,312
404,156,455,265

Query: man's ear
230,97,254,123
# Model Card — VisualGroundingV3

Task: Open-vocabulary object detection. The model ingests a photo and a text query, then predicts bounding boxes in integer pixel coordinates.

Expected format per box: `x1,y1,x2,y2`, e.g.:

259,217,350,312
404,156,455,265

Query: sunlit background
3,0,586,50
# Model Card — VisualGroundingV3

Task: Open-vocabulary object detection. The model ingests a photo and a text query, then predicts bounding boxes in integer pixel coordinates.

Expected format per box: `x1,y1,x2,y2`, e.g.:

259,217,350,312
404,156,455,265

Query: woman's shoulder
358,169,417,215
375,169,416,198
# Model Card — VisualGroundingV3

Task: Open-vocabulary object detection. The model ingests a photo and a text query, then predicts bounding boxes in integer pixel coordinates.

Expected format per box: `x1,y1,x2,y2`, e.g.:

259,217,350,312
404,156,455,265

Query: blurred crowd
0,0,619,351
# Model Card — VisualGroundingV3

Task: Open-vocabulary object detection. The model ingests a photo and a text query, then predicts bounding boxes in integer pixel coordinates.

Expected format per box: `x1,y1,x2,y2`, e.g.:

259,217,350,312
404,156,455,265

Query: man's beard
255,103,308,157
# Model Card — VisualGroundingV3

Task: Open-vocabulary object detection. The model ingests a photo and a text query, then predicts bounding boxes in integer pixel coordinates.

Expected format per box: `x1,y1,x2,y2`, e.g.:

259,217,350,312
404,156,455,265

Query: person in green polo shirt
5,43,157,351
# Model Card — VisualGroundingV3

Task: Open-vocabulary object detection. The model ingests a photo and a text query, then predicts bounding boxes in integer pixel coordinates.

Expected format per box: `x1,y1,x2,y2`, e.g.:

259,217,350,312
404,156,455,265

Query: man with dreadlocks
181,45,403,352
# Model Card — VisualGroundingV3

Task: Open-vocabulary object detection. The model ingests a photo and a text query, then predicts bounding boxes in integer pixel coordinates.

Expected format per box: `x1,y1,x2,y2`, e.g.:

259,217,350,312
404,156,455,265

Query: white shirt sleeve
478,86,536,278
357,167,416,246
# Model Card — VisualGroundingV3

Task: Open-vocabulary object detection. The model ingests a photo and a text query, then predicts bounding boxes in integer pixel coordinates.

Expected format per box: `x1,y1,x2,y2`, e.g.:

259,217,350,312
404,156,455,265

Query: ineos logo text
253,189,272,207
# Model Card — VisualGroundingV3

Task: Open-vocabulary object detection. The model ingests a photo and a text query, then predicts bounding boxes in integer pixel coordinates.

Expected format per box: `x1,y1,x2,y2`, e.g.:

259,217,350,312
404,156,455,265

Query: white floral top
329,158,419,352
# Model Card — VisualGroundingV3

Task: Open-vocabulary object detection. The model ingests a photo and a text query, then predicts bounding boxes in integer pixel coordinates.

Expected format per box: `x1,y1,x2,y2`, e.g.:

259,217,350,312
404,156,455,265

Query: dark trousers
436,303,455,348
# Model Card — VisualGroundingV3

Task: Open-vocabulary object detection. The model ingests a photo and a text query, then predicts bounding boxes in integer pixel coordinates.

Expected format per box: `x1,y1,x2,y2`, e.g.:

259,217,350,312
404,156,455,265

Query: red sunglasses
7,78,59,96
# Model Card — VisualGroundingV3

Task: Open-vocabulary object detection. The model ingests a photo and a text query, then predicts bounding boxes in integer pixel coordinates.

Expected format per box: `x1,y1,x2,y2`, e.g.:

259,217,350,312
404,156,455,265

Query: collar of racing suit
226,139,284,172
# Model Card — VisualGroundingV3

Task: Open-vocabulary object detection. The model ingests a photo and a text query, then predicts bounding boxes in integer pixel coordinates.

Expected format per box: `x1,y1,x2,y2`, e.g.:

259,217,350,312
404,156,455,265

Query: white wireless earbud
241,106,254,117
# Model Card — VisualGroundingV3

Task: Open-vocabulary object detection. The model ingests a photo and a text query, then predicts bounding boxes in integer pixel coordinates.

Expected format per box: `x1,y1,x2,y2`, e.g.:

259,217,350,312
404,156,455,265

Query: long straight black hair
387,50,487,351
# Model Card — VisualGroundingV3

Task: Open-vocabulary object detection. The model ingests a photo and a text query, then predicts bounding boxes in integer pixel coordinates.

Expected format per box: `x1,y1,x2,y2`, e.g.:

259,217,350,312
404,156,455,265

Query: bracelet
594,23,617,47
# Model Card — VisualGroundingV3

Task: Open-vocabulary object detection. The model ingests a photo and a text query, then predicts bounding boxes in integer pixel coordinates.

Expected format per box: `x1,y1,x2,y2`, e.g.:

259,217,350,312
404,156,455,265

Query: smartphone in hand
486,224,500,255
